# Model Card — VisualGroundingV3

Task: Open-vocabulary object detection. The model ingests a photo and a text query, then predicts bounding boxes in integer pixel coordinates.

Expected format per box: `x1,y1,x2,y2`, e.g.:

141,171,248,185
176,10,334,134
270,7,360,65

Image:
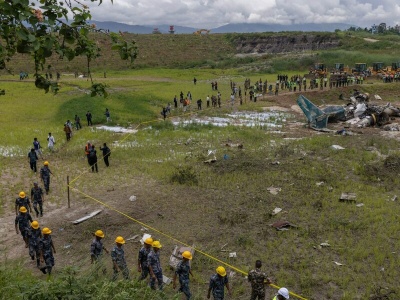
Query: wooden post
67,176,70,208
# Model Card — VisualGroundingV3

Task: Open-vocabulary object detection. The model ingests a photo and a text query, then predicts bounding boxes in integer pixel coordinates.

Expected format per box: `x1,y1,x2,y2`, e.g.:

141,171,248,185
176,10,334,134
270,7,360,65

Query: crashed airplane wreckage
296,94,400,131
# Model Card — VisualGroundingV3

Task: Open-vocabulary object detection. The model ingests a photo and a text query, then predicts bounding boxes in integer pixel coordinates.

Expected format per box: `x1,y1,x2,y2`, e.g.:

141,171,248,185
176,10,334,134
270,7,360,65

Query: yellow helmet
115,236,125,244
152,241,162,249
144,237,153,245
31,221,39,229
42,227,52,235
19,191,26,198
182,251,193,260
216,266,227,277
95,230,105,238
19,206,27,213
44,161,49,166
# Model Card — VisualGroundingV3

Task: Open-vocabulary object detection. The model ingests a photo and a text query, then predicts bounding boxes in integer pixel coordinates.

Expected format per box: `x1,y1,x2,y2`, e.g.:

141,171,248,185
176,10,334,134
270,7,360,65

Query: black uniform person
88,145,98,172
100,143,111,167
28,148,38,173
86,110,93,126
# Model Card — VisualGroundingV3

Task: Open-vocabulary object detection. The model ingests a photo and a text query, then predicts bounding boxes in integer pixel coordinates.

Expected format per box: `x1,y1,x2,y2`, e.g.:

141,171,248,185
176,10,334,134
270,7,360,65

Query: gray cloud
85,0,399,28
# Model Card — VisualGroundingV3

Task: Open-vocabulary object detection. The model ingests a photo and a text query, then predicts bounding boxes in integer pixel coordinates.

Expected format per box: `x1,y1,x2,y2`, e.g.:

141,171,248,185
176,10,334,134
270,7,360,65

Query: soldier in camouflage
111,236,130,280
173,250,194,300
91,230,109,275
15,206,33,247
27,220,42,267
248,260,272,300
207,266,232,300
15,191,33,215
31,182,44,217
39,227,56,275
148,240,163,290
40,161,53,194
137,237,153,280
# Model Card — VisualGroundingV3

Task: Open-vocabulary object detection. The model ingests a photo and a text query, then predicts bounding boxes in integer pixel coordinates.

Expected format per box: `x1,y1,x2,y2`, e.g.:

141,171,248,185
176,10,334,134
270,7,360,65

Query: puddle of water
171,111,290,128
95,126,138,134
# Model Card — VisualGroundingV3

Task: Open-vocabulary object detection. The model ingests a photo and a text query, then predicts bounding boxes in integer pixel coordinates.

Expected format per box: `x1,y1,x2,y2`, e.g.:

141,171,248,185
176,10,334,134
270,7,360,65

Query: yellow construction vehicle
314,63,326,75
390,62,400,73
193,29,210,35
352,63,367,75
370,62,386,75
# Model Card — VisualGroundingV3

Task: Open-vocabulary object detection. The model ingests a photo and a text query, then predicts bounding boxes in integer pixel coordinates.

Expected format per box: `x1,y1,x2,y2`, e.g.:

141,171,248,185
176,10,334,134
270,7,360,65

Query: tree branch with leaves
0,0,137,96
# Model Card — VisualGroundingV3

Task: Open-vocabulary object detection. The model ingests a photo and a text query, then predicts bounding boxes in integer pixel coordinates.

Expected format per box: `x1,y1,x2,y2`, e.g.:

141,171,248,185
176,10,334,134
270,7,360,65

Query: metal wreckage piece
297,93,400,130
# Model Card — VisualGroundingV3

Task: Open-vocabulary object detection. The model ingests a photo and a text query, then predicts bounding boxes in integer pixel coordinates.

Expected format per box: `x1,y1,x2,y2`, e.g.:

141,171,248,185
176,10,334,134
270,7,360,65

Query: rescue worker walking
31,182,44,217
148,240,163,290
88,145,98,172
28,148,39,173
173,250,194,300
39,227,56,275
137,237,153,280
85,141,93,163
40,161,53,194
27,220,42,267
273,288,290,300
15,191,33,215
100,143,111,167
111,236,130,280
15,206,33,247
248,260,271,300
207,266,232,299
91,230,109,275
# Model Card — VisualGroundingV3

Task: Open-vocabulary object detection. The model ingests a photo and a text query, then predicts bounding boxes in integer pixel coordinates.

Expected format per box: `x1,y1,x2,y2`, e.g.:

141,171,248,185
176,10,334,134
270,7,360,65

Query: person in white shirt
47,133,55,152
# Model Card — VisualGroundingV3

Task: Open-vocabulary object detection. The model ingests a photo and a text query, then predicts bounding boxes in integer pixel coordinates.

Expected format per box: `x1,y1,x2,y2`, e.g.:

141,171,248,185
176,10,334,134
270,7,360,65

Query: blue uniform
138,246,151,280
176,260,192,299
40,166,52,193
31,186,44,217
209,274,228,300
39,235,54,274
15,213,33,239
148,250,163,290
28,227,42,266
111,246,129,280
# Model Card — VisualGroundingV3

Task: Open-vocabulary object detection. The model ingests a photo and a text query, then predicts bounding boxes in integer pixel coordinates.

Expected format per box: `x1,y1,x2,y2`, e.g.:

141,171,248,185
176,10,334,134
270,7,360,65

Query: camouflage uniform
15,212,33,240
27,227,42,267
111,245,129,280
248,268,269,300
175,260,192,299
39,235,55,274
138,246,151,280
91,238,106,274
31,186,44,217
148,250,163,290
209,274,228,300
15,197,31,214
40,166,52,194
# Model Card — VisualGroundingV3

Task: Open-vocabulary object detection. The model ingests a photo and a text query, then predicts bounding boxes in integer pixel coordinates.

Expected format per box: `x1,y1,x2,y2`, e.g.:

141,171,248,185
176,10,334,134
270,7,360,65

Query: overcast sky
85,0,400,28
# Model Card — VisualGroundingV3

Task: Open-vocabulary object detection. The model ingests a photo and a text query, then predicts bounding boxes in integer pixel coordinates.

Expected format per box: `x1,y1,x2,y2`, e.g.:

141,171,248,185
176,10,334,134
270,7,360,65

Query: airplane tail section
296,94,329,129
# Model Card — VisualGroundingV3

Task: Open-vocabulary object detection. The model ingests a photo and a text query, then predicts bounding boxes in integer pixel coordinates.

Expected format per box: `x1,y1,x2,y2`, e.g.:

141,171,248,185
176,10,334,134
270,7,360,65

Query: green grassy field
1,31,400,300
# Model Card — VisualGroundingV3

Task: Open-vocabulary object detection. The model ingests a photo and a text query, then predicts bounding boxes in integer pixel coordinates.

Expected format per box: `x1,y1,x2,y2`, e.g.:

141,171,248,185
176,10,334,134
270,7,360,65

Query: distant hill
88,20,354,34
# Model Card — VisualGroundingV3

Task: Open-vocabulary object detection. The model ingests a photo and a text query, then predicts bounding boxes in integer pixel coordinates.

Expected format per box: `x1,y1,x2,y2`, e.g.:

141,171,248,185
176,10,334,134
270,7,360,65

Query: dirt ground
2,83,400,299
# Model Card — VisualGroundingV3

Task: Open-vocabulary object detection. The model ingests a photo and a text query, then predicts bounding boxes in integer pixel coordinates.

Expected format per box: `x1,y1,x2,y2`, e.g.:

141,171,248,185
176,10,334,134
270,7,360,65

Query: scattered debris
204,158,217,164
229,252,237,258
126,235,139,241
271,161,280,165
356,203,364,207
163,275,172,285
331,145,345,150
339,192,357,203
169,245,195,269
316,181,325,186
129,195,137,202
225,142,243,149
391,195,397,201
270,220,298,231
107,187,115,192
333,261,344,266
271,207,283,216
320,242,331,248
63,244,72,249
72,210,102,225
223,154,229,160
267,187,281,195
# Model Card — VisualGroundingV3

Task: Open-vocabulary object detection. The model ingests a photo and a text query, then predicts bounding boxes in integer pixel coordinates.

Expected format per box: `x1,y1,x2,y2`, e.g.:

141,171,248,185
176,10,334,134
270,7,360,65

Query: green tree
0,0,138,96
